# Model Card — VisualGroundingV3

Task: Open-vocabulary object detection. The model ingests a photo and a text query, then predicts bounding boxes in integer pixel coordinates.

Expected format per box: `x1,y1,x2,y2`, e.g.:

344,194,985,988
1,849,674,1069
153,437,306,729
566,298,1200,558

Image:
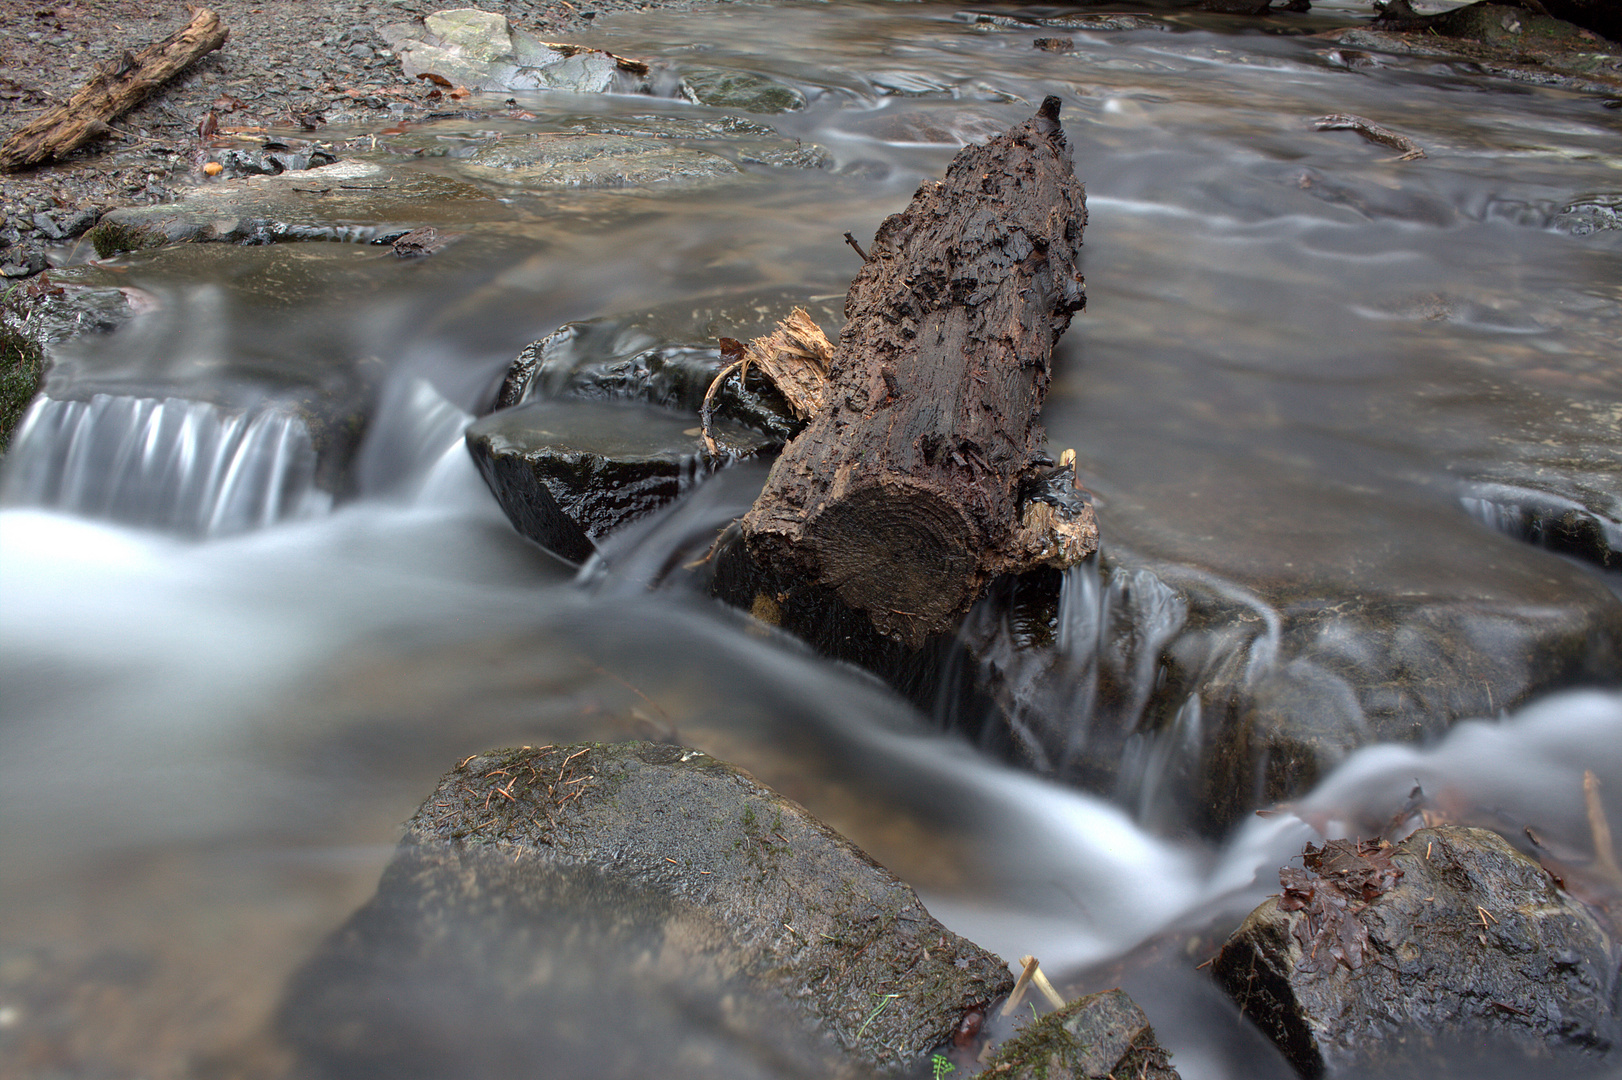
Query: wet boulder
381,9,651,94
1213,827,1620,1078
678,66,807,113
979,989,1181,1080
279,742,1014,1078
465,399,774,563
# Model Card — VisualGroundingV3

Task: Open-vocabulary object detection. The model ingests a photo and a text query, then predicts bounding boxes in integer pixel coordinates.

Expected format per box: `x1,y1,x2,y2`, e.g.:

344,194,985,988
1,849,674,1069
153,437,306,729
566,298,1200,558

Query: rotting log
0,9,228,172
738,96,1095,648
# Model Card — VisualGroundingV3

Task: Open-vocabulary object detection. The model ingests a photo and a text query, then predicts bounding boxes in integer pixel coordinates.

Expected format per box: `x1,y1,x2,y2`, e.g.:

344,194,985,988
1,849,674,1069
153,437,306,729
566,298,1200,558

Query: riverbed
2,1,1621,1077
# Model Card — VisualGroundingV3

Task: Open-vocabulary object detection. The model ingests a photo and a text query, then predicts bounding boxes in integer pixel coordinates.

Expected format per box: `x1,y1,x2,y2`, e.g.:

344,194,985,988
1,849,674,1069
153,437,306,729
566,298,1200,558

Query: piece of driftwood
737,97,1094,647
1312,114,1425,161
0,9,228,172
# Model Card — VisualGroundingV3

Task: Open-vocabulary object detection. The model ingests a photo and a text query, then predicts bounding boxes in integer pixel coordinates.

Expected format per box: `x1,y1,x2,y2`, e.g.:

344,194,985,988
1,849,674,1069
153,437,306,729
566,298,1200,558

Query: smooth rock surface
381,8,649,94
466,398,773,562
679,66,807,113
279,742,1014,1077
1213,826,1620,1078
462,132,740,188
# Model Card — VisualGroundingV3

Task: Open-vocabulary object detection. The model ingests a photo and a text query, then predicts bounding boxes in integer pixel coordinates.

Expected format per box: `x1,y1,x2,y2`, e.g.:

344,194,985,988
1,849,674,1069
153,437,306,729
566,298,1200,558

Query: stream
3,1,1622,1076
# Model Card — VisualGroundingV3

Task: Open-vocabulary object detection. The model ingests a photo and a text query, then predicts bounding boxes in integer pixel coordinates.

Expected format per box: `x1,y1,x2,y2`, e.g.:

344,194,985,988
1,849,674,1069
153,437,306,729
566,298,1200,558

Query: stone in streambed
979,989,1181,1080
278,742,1013,1078
381,9,650,94
89,160,505,249
678,66,807,114
465,399,773,563
462,133,740,188
1213,826,1620,1078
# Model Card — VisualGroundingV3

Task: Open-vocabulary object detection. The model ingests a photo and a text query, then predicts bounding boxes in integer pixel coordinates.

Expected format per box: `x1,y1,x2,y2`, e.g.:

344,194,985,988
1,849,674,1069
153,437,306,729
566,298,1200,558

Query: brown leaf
416,72,453,88
196,110,218,141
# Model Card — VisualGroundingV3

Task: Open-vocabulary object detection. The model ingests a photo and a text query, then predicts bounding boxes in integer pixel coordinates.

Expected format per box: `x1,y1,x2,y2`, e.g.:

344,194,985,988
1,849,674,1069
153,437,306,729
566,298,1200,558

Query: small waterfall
0,394,330,536
1461,484,1622,570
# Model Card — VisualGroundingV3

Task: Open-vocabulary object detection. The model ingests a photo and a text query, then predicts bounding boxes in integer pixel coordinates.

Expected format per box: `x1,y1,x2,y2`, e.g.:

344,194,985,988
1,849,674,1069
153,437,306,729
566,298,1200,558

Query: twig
1311,113,1425,162
843,230,871,262
1000,956,1041,1017
1585,770,1620,880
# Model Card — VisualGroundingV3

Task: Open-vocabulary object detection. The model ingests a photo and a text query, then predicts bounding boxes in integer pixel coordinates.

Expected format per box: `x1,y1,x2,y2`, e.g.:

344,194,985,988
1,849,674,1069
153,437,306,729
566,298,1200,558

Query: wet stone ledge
278,741,1014,1078
465,398,774,563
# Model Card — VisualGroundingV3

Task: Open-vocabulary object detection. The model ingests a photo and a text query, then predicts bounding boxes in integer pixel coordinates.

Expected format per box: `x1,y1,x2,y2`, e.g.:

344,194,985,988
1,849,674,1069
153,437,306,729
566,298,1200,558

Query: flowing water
3,1,1622,1076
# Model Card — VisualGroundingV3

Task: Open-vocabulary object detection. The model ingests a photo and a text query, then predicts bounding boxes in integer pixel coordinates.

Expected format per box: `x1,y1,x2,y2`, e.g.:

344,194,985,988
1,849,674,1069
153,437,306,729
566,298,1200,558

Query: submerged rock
951,470,1622,834
461,132,741,188
466,399,773,563
679,66,807,113
89,159,506,248
279,742,1013,1077
980,989,1181,1080
1213,826,1620,1078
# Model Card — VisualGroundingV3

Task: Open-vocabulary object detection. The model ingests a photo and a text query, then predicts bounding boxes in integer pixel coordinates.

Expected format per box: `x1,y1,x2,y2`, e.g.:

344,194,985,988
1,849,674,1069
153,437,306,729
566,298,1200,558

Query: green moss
0,321,44,453
84,219,165,258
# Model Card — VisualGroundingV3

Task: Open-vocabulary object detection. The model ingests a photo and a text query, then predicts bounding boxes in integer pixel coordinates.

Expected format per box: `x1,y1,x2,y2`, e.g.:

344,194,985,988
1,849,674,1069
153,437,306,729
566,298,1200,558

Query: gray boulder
279,742,1013,1077
461,132,740,188
381,8,650,94
1213,826,1620,1078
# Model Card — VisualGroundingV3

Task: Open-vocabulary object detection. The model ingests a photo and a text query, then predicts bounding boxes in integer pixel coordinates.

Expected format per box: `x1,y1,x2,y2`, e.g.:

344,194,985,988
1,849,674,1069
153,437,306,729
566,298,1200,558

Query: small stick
1000,956,1041,1017
1585,770,1620,880
1021,955,1067,1009
843,231,871,262
1311,113,1425,161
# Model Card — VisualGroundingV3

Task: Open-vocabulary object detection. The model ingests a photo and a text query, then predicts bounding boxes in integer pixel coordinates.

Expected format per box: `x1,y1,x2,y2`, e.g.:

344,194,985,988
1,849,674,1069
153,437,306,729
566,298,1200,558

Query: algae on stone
980,988,1181,1080
282,742,1013,1076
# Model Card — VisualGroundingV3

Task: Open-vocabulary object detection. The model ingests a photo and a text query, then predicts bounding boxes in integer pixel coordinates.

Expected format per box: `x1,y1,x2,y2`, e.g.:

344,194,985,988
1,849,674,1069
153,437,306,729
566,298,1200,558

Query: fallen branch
1312,114,1425,161
0,9,228,172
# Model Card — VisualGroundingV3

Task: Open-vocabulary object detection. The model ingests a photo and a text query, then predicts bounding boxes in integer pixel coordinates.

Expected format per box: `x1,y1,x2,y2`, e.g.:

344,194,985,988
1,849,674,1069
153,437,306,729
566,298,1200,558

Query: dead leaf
417,71,453,88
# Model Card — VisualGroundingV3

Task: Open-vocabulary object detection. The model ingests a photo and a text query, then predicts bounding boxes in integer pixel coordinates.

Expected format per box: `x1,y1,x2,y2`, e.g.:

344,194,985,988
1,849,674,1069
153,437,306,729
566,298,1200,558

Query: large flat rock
279,742,1014,1077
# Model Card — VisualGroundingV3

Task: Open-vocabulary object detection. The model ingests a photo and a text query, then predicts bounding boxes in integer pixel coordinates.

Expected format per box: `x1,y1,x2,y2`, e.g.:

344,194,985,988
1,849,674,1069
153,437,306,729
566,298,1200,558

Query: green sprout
855,993,900,1040
931,1053,956,1079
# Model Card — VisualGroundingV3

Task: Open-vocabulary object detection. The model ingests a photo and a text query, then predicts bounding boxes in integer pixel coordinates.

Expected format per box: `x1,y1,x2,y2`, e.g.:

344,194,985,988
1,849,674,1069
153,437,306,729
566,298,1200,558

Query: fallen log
738,96,1095,647
0,9,228,172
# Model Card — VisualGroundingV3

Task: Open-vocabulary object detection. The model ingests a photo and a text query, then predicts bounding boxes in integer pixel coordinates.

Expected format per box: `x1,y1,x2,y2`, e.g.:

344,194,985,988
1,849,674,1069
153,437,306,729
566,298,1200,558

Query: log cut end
800,474,978,648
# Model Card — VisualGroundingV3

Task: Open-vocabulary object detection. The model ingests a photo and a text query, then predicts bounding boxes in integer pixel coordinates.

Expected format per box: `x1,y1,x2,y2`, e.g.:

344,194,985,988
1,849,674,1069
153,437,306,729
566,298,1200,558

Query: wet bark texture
740,97,1088,647
0,9,228,172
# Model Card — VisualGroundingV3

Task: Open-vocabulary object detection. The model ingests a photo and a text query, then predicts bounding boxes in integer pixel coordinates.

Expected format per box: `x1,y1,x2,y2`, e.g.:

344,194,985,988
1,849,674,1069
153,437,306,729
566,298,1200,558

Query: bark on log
0,9,228,172
739,96,1092,647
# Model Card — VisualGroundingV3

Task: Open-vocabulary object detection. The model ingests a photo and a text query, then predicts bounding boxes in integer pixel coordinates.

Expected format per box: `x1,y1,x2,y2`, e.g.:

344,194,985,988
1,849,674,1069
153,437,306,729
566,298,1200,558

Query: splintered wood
702,307,832,454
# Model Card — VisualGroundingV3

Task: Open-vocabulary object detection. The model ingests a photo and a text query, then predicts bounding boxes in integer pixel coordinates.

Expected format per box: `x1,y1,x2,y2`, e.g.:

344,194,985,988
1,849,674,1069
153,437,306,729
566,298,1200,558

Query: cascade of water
0,393,330,537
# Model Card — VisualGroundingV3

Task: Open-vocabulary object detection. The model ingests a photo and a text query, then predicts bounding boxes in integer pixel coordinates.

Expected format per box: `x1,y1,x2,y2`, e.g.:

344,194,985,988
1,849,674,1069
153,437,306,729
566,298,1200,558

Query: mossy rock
980,988,1180,1079
679,66,807,114
0,321,44,453
84,219,166,258
279,742,1013,1077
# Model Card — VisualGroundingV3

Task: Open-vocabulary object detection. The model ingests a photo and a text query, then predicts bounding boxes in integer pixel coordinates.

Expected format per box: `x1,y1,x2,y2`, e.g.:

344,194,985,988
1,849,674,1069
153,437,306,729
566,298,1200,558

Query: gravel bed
0,0,704,270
